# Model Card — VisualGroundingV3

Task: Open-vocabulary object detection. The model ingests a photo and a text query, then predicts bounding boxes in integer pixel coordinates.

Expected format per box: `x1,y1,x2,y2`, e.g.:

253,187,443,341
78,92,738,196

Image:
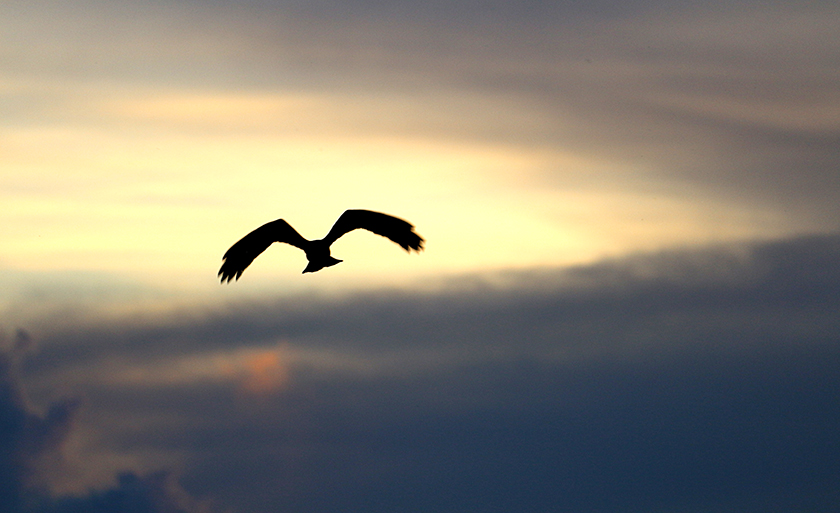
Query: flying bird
219,209,424,282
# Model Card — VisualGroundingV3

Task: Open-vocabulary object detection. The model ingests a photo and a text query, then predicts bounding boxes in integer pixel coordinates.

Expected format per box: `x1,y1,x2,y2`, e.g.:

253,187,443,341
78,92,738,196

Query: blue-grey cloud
12,233,840,512
34,472,207,513
0,329,78,512
0,331,206,513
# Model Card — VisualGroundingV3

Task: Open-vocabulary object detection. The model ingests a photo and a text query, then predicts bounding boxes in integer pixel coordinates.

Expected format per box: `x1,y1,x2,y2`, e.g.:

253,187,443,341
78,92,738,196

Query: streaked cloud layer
3,0,838,296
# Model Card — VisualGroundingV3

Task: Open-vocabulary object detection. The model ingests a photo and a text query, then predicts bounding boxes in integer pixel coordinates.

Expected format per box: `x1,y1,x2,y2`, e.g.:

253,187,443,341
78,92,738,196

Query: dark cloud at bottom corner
21,472,208,513
0,338,208,513
5,233,840,513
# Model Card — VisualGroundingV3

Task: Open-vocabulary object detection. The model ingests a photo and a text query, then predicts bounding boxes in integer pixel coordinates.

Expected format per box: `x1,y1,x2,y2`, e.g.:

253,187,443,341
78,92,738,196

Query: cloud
35,472,207,513
0,331,207,513
3,0,839,288
4,1,838,263
3,0,840,507
12,233,840,512
0,329,78,511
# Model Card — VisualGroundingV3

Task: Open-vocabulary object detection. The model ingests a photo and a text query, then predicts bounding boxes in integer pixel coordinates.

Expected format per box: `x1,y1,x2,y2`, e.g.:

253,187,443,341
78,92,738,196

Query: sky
1,0,840,512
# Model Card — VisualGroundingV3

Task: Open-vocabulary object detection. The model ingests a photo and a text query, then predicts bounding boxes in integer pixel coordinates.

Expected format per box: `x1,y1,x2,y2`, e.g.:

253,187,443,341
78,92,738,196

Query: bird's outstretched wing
219,219,308,283
322,209,424,251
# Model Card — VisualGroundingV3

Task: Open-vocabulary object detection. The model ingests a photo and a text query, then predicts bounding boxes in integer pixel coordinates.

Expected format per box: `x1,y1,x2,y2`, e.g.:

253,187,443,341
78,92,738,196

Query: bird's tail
302,256,342,274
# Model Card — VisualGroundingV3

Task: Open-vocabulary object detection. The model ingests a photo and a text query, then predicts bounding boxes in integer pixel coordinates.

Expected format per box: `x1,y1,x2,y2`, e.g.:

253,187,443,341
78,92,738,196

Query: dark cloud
0,332,206,513
13,233,840,512
26,234,840,357
35,472,207,513
0,330,77,512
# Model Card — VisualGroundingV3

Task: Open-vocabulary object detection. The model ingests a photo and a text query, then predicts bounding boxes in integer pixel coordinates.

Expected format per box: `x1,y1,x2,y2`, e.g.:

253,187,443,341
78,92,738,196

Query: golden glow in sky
2,0,838,302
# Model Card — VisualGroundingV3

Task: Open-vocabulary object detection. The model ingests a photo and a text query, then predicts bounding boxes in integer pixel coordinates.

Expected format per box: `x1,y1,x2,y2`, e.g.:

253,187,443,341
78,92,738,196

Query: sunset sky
2,1,840,512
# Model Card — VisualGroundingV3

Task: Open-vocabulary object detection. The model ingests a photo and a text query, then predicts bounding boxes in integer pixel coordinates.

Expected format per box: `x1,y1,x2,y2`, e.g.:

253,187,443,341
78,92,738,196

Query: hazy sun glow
2,83,805,300
3,0,837,305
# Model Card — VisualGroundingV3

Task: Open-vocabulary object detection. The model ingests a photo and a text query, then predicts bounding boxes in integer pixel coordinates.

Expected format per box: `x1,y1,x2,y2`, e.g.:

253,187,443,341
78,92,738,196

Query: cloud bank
6,233,840,512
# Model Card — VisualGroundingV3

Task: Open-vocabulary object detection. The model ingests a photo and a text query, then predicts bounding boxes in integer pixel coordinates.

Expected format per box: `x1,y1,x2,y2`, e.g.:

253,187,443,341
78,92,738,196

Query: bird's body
300,239,343,274
219,209,423,282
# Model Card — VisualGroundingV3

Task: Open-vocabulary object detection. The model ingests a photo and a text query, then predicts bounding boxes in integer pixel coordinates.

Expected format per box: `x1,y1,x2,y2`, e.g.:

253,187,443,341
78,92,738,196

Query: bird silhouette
219,209,424,282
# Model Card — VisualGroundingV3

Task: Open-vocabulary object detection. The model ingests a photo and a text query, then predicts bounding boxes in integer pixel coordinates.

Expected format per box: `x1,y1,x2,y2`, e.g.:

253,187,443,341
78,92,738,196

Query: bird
219,209,424,282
